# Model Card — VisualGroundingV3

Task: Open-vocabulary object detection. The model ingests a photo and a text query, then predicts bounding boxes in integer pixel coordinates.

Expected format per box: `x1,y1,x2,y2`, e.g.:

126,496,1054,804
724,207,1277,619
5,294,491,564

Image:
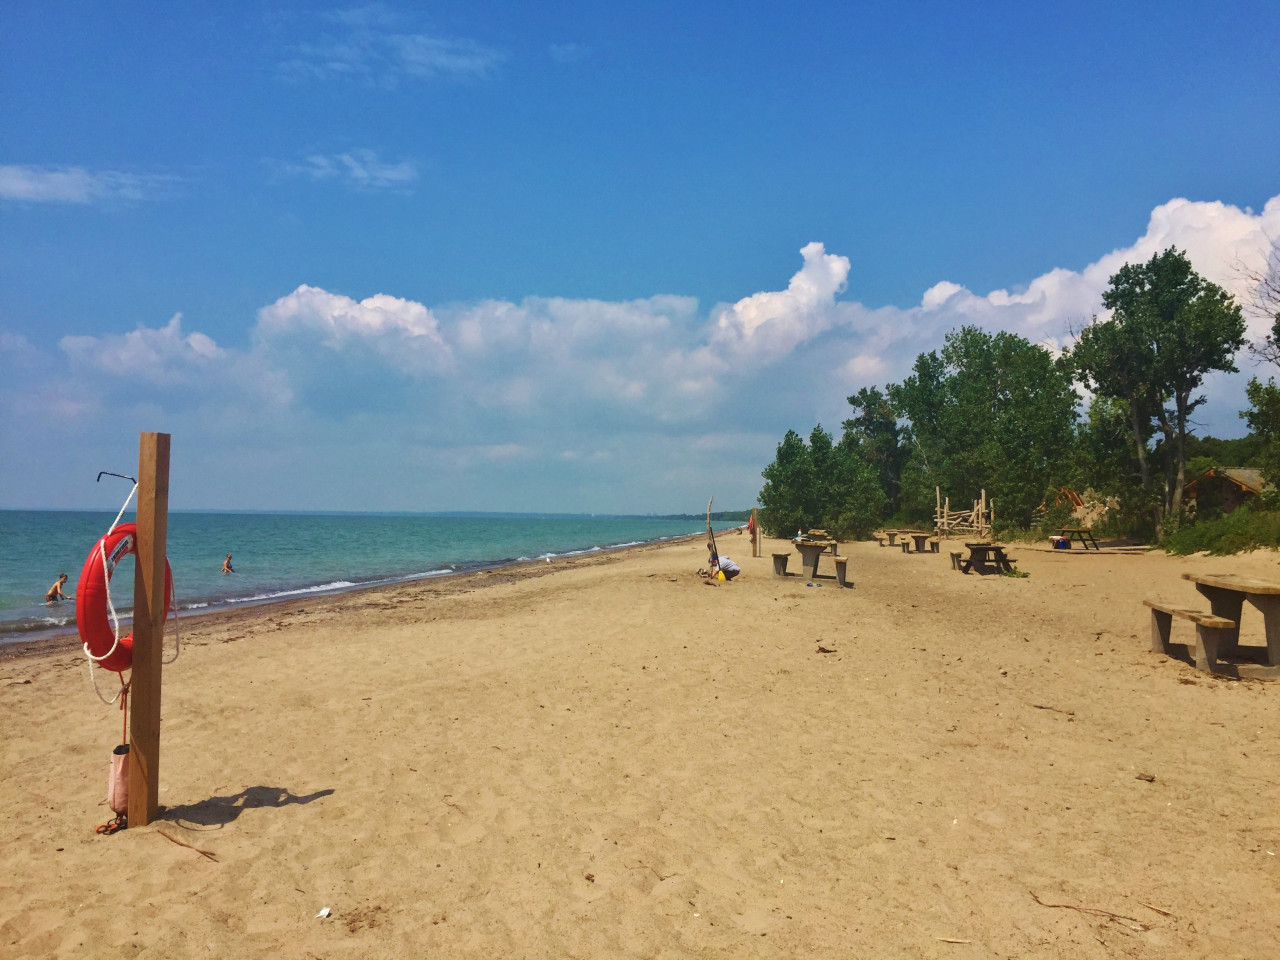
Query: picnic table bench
1180,572,1280,669
958,542,1017,574
1059,527,1099,550
1144,600,1237,672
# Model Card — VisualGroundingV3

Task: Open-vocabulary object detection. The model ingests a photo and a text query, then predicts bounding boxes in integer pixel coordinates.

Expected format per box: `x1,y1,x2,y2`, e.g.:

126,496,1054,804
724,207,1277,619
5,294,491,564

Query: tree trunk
1127,399,1162,536
1169,390,1190,515
1127,400,1151,488
1154,406,1178,533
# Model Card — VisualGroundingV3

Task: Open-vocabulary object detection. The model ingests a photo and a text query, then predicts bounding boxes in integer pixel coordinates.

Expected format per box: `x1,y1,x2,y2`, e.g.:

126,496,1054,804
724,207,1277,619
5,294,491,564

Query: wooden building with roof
1185,467,1270,516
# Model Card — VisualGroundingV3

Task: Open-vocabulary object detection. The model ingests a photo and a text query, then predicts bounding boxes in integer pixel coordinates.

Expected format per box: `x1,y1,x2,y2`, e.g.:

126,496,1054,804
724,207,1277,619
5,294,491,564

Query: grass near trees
1164,505,1280,556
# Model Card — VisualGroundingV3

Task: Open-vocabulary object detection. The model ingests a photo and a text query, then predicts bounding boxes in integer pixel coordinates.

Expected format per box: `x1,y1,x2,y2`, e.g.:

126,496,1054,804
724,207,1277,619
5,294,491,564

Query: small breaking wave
227,580,358,604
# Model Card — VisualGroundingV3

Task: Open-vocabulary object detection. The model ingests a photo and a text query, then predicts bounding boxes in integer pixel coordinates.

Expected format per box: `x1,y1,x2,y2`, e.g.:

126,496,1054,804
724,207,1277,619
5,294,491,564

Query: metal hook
97,471,138,484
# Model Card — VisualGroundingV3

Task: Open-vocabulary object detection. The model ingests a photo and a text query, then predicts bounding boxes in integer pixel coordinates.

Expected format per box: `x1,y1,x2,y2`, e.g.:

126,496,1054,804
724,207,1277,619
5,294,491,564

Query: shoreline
2,514,742,646
0,529,727,664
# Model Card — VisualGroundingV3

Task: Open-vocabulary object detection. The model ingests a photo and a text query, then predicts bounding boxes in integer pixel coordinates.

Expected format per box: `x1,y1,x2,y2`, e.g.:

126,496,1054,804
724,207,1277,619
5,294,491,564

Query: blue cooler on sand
1050,536,1070,549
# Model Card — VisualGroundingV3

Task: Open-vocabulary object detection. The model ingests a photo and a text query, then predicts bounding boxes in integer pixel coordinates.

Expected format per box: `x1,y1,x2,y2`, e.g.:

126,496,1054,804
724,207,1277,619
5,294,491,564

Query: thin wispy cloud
549,43,591,64
279,5,503,87
0,164,176,203
279,149,419,190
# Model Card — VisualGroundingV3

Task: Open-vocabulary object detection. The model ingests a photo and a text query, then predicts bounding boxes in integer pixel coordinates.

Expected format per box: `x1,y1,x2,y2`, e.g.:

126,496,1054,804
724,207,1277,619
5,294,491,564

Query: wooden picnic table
907,532,932,553
1181,572,1280,666
960,542,1016,574
884,530,900,546
1059,527,1099,550
792,538,838,580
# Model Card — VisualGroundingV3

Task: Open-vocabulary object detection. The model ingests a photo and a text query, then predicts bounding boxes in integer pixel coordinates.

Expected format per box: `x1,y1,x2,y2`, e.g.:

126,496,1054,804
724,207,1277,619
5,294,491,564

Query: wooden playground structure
934,486,994,541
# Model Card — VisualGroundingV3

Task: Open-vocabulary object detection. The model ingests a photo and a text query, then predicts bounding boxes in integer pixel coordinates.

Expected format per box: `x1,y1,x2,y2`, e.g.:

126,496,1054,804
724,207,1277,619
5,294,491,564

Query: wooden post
128,432,170,827
751,508,759,558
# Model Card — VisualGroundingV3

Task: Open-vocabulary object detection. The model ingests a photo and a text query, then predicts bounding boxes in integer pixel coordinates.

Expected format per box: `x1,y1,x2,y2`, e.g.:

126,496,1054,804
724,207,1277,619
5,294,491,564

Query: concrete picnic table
791,538,838,580
1181,572,1280,667
907,532,934,553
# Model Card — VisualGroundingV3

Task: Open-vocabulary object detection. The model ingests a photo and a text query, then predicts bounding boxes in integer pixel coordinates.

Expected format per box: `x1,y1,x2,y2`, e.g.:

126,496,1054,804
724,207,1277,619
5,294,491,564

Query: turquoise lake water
0,510,739,642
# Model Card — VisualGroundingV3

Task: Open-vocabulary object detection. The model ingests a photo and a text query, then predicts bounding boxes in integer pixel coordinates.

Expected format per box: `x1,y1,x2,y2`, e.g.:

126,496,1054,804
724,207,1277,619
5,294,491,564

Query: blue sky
2,1,1278,513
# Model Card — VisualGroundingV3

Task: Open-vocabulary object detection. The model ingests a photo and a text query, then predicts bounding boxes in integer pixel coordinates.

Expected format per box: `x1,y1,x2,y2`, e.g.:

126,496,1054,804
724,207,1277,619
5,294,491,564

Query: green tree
842,386,908,514
887,327,1079,527
1243,377,1280,505
825,432,889,539
1070,315,1161,508
1075,248,1246,531
758,426,887,539
1072,396,1157,539
758,429,816,536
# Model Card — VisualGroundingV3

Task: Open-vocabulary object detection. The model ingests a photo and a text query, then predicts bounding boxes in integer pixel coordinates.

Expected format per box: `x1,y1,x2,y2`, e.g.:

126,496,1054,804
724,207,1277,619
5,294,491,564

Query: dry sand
2,534,1279,958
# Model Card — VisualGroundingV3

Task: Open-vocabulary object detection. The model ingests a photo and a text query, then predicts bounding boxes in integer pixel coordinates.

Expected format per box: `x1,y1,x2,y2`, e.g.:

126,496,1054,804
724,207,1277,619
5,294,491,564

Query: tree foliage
758,426,887,539
1071,247,1246,532
842,387,909,516
1243,377,1280,505
887,327,1078,527
755,247,1269,548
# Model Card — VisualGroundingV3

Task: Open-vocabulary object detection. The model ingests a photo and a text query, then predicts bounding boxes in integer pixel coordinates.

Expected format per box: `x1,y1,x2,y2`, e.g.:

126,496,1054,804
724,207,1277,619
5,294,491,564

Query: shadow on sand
160,786,334,830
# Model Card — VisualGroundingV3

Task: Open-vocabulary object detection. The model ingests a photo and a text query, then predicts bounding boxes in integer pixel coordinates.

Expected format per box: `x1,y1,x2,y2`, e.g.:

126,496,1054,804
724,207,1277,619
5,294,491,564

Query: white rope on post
84,483,139,698
162,573,180,666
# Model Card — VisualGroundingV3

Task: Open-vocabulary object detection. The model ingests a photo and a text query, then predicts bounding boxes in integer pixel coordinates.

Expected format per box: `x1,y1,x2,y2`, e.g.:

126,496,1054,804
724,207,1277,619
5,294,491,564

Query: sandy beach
2,534,1279,958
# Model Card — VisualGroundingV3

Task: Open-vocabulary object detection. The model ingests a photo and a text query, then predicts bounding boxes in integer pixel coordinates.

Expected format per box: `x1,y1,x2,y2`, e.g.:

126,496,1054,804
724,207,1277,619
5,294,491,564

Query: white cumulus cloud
61,314,226,385
711,241,850,357
257,284,452,373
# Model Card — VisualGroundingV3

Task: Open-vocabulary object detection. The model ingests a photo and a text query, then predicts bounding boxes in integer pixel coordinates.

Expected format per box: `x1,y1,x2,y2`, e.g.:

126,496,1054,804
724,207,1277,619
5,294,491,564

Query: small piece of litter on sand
315,907,331,919
938,938,973,944
817,646,837,654
1136,773,1156,782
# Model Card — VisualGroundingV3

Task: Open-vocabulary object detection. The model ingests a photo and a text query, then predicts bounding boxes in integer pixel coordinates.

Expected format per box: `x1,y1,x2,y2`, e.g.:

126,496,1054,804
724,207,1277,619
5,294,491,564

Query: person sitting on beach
45,573,69,603
221,554,235,574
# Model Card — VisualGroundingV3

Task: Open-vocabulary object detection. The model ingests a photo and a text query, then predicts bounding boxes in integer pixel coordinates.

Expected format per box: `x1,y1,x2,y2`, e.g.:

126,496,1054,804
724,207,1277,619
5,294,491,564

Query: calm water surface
1,511,739,642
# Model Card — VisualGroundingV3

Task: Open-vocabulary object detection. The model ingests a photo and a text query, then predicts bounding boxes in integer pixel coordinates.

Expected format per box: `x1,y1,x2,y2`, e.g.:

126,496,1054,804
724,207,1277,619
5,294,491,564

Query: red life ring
75,523,173,673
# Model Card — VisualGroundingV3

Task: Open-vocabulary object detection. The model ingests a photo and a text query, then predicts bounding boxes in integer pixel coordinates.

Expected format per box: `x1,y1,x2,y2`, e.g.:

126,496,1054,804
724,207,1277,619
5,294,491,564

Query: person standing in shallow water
45,573,69,603
221,554,234,574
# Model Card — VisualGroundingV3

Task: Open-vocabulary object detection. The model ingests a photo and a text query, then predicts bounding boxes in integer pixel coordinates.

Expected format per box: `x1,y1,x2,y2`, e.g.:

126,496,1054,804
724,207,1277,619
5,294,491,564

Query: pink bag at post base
107,744,129,815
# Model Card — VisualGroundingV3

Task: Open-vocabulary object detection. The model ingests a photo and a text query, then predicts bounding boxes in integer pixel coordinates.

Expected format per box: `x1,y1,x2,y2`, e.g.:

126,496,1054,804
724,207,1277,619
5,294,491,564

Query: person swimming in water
221,554,234,574
45,573,69,603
